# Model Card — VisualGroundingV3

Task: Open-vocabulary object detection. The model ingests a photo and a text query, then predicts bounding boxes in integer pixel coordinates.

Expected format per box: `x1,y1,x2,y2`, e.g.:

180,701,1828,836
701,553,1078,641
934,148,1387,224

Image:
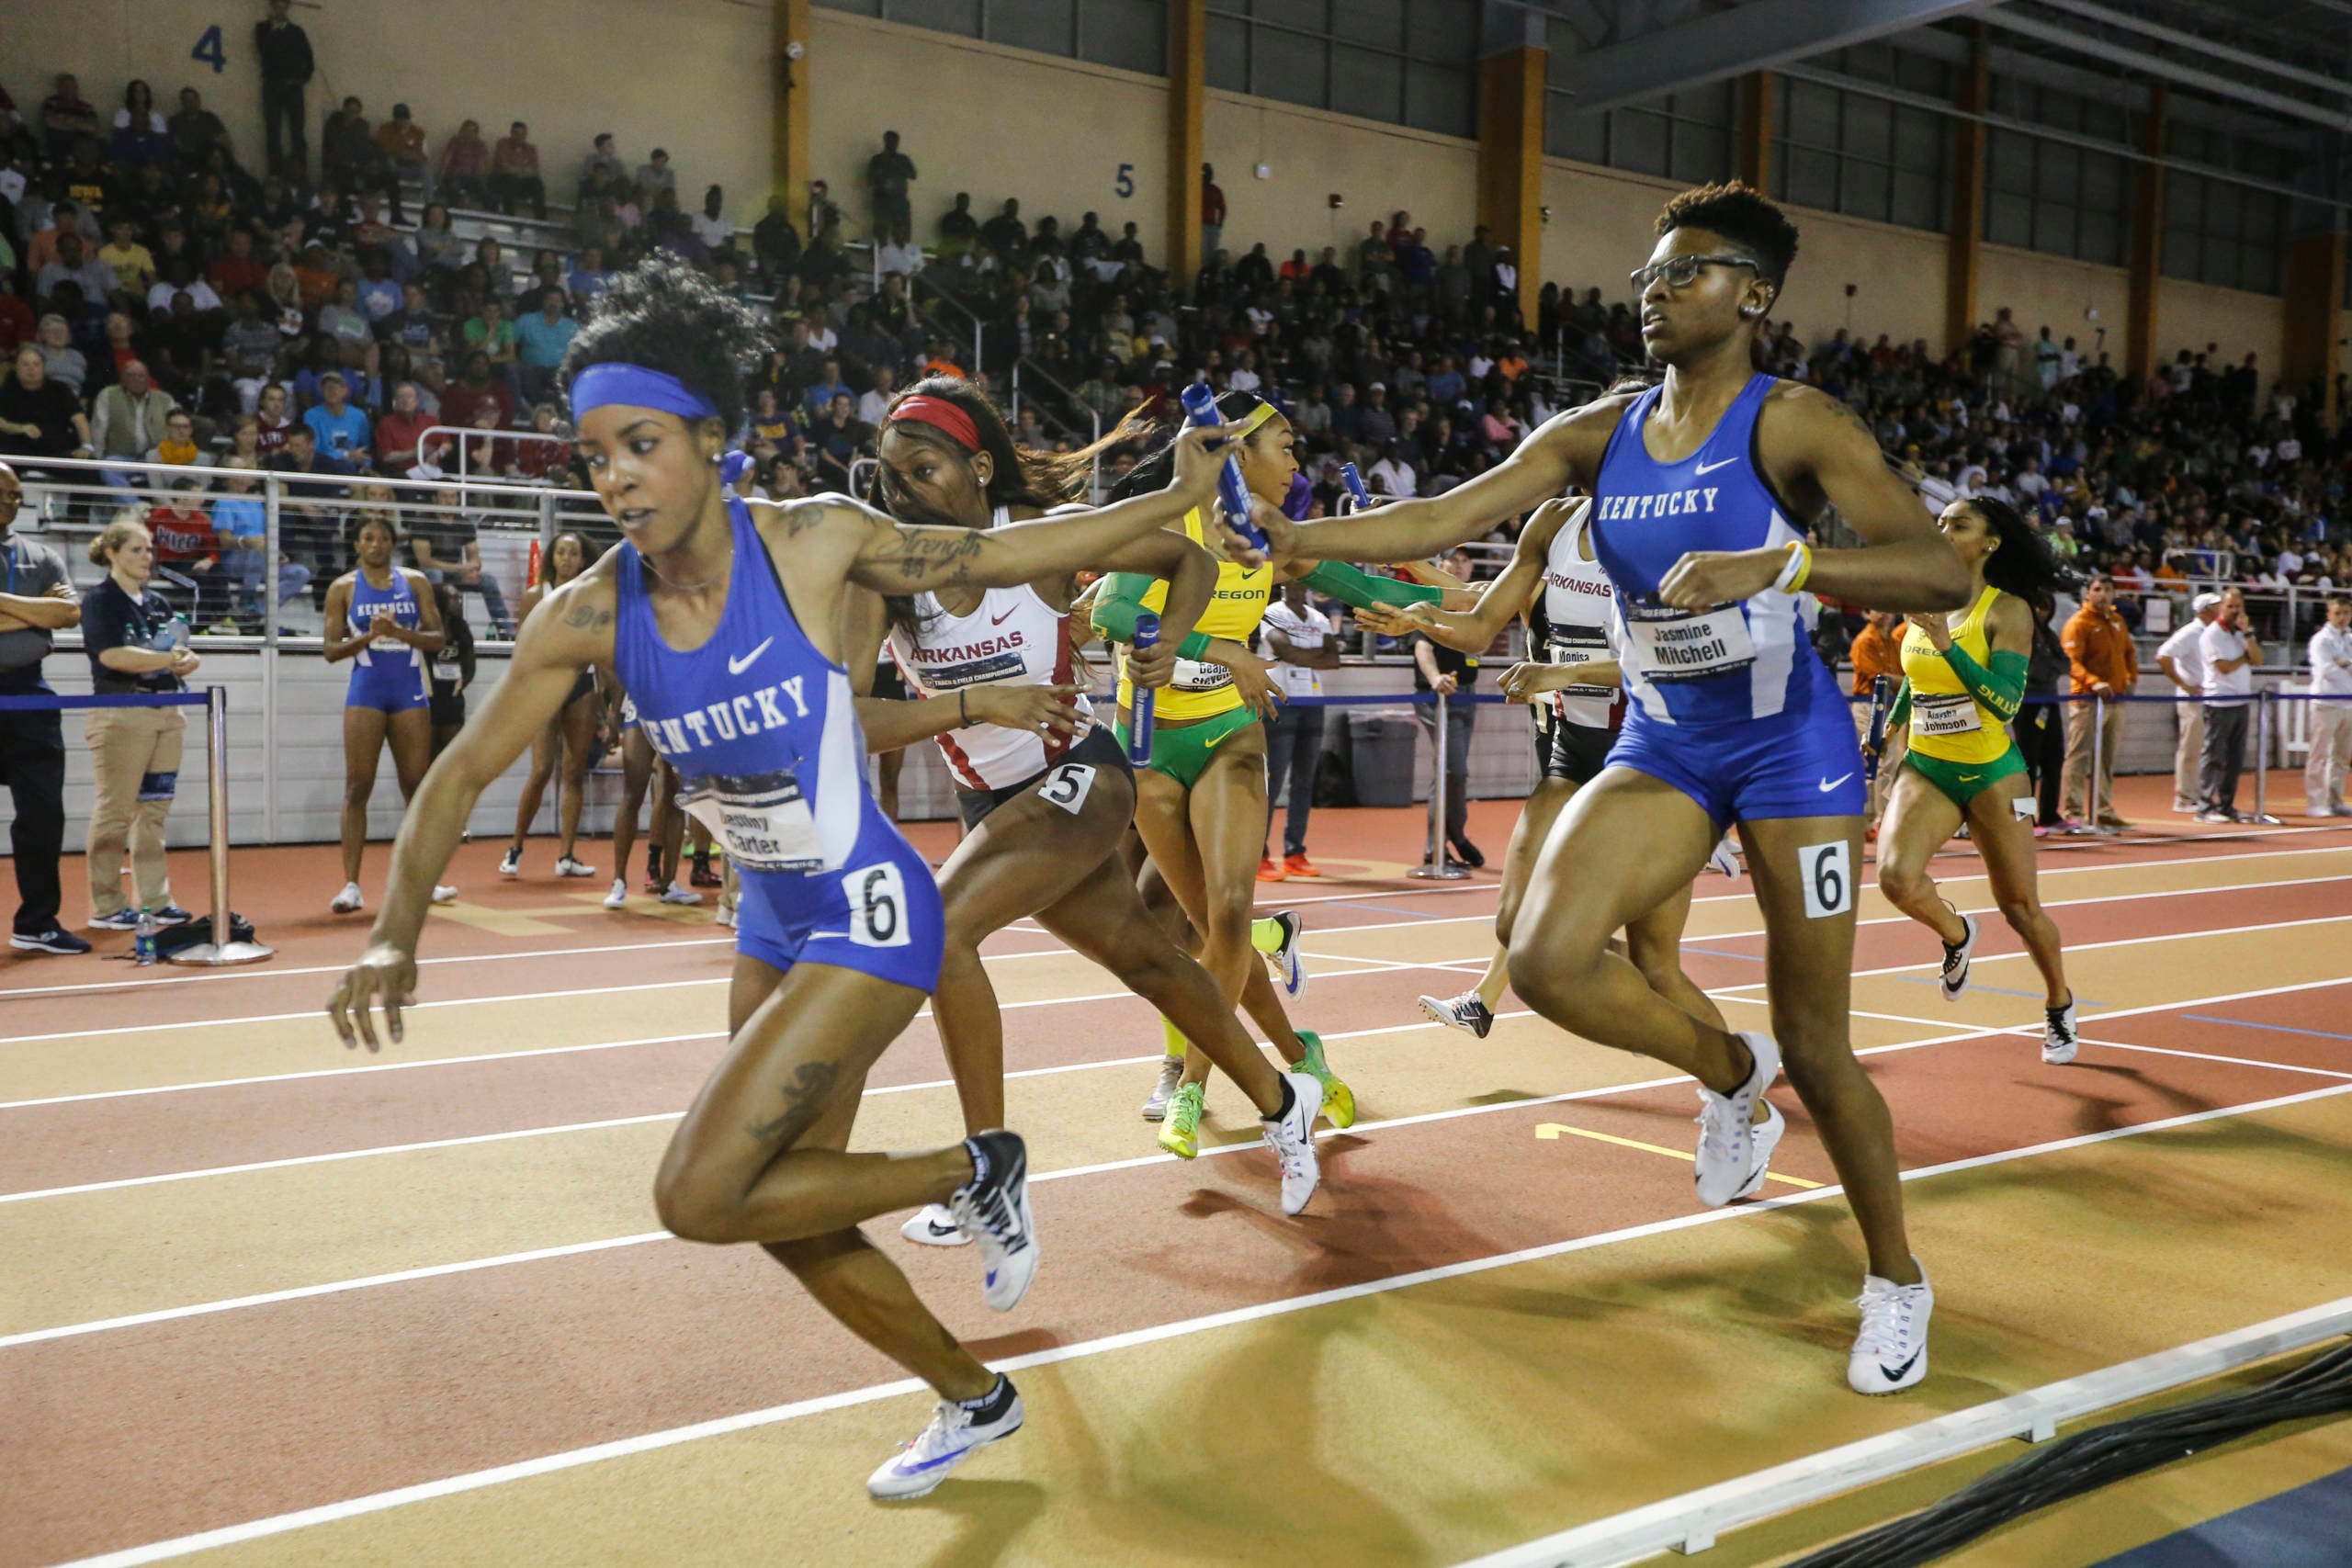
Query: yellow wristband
1771,540,1812,594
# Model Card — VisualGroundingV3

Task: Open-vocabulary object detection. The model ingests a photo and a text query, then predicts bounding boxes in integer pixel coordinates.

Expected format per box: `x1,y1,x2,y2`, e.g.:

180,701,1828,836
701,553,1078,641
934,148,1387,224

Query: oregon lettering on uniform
1596,489,1720,521
644,675,812,760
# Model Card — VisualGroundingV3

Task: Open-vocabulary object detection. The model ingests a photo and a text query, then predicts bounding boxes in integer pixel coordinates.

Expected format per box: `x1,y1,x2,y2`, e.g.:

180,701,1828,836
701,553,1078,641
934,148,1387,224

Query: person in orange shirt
1849,609,1904,826
374,104,431,220
2061,573,2139,828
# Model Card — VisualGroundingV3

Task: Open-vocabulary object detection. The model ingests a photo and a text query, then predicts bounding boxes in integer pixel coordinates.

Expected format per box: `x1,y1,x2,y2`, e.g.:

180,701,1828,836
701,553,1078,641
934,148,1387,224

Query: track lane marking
10,973,2348,1345
51,1077,2352,1568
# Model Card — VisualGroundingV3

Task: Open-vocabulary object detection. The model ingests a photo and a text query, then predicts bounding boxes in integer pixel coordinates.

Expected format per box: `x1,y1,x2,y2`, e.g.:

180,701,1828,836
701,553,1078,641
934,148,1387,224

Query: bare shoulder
1759,379,1874,441
542,552,622,636
746,492,875,547
1537,390,1639,452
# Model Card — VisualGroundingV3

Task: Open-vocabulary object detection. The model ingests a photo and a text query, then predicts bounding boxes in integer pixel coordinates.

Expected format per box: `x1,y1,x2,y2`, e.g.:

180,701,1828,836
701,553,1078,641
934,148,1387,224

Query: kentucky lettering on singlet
613,496,870,874
1589,373,1827,728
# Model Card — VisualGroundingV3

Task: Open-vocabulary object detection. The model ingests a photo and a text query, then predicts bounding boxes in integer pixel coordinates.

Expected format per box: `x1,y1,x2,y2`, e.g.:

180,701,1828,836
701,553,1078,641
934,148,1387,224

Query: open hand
973,682,1084,738
1353,601,1432,638
1221,648,1284,720
327,942,420,1051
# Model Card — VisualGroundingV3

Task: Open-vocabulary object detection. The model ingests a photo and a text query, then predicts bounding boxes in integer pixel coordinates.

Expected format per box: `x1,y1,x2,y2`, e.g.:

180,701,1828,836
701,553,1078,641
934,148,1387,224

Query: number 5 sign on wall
192,24,227,73
1114,163,1135,199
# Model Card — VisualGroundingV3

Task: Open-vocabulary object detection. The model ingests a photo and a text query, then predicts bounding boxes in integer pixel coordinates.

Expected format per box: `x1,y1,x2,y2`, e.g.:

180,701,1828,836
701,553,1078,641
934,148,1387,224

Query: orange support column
2127,85,2167,387
772,0,810,218
1738,71,1773,192
2280,228,2345,433
1167,0,1206,295
1944,27,1987,359
1477,40,1545,330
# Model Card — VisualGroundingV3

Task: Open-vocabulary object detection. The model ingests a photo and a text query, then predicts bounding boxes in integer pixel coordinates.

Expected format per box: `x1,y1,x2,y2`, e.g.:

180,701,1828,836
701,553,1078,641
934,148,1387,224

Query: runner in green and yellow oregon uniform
1873,495,2080,1064
1090,389,1476,1156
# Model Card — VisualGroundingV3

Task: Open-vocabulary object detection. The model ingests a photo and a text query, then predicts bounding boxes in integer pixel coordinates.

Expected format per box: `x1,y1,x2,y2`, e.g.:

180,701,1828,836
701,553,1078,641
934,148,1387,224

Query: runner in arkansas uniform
1252,182,1972,1397
329,257,1283,1502
844,378,1326,1248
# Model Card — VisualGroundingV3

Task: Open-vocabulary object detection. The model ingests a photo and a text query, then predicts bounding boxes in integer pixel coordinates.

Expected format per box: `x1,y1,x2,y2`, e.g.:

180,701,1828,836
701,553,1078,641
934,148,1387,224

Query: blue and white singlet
345,569,431,713
1589,372,1867,823
613,496,943,989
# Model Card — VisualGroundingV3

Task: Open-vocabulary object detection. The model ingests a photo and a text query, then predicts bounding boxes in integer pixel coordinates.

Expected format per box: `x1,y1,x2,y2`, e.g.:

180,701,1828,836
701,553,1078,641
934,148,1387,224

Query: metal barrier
416,423,575,488
0,686,272,965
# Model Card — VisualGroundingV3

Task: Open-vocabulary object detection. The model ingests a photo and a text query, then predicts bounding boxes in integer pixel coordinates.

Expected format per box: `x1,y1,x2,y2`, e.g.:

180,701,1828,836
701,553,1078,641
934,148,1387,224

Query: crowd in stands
6,36,2350,653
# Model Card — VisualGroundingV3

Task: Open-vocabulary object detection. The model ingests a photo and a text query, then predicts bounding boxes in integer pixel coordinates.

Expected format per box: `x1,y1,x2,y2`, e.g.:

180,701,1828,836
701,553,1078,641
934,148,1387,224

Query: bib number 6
1798,840,1854,919
843,863,911,948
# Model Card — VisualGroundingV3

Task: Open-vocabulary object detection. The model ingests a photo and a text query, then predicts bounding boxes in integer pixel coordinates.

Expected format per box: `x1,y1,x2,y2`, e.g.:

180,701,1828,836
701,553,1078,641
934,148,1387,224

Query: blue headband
568,362,719,423
569,362,754,488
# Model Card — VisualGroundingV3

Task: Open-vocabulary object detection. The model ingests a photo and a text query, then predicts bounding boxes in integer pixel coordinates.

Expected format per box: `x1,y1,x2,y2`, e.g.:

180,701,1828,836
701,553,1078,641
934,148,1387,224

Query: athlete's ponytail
1964,494,2074,603
1109,389,1271,502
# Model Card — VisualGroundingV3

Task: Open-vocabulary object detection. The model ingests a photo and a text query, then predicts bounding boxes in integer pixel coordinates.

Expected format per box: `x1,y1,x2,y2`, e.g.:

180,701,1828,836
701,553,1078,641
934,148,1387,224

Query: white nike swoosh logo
1693,457,1738,476
727,637,774,676
1819,773,1853,792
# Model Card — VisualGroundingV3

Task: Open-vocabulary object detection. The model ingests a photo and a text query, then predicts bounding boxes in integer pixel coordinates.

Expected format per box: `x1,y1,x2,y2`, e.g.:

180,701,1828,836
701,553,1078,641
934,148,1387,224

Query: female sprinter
1093,389,1464,1158
842,377,1329,1245
498,531,602,881
1872,495,2077,1063
327,256,1287,1500
1258,181,1971,1395
1371,497,1730,1041
322,513,455,914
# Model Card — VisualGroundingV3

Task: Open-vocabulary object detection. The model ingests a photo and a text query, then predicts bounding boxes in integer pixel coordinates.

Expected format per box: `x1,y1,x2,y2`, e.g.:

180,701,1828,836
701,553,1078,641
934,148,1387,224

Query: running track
6,778,2351,1567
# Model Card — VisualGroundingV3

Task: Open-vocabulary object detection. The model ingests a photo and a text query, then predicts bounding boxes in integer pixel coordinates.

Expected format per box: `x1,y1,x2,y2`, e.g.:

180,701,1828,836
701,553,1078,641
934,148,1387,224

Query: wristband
1772,541,1812,594
1175,630,1212,660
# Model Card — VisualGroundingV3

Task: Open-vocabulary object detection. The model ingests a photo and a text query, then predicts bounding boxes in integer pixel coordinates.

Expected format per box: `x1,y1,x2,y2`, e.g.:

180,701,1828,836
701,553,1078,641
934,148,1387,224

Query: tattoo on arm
747,1060,841,1145
865,525,984,586
560,594,614,630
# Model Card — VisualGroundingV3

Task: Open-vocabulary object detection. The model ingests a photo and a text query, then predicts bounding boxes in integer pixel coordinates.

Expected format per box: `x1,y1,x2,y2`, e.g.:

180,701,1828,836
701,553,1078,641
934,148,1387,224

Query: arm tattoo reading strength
873,525,984,586
747,1060,841,1145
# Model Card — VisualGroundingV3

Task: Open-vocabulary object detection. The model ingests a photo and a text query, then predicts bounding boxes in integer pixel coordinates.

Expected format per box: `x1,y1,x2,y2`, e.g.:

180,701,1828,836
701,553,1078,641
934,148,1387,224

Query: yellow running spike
1250,917,1283,955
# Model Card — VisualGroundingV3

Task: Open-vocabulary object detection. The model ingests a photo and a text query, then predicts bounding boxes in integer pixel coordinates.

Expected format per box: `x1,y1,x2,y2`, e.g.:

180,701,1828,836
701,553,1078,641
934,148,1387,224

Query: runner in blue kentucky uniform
1254,182,1971,1397
1590,369,1868,823
612,489,943,991
329,255,1260,1503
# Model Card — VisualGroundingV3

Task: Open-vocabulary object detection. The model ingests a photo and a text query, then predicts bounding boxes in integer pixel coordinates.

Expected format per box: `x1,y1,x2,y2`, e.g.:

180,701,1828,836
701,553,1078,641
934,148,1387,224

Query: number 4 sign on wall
192,25,227,73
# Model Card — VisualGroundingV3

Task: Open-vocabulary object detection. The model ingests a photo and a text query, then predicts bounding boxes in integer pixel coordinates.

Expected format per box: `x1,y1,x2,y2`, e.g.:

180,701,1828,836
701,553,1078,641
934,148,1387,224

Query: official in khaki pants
2156,592,2222,812
2308,594,2352,816
80,519,200,930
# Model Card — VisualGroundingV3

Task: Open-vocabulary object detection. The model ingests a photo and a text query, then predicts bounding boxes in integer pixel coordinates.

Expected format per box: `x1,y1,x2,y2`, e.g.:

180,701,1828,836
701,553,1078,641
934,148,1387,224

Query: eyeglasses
1629,254,1758,295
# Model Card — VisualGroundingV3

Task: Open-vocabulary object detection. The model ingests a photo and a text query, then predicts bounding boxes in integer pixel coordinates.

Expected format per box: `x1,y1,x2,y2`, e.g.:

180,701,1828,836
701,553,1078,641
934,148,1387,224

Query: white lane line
54,1077,2352,1568
9,861,2335,1061
10,973,2348,1343
0,935,736,999
6,836,2340,1010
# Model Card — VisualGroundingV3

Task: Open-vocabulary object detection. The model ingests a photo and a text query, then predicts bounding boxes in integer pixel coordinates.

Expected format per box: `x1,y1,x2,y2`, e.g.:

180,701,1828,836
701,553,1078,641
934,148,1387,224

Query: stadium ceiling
1535,0,2352,142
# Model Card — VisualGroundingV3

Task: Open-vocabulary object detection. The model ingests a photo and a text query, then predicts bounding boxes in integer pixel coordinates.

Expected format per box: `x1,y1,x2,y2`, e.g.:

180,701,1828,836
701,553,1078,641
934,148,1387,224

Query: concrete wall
1203,92,1478,271
1979,243,2138,377
2154,274,2288,388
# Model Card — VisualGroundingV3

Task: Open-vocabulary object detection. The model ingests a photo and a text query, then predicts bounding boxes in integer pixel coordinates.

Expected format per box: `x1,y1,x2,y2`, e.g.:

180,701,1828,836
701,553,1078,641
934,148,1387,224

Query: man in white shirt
2157,592,2220,812
2305,594,2352,816
2196,590,2262,822
1258,581,1340,880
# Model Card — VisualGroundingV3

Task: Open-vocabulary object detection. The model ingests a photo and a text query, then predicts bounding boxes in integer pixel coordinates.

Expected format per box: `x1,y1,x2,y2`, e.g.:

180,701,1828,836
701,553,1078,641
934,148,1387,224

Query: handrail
415,424,573,486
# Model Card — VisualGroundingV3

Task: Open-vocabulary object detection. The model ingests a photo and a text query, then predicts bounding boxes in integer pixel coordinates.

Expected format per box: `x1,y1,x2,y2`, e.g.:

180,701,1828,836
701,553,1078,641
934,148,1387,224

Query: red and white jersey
1542,500,1623,731
888,543,1091,792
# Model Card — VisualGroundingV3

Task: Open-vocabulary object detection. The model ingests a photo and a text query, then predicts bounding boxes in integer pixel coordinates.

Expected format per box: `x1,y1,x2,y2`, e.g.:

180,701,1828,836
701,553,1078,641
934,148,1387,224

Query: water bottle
1177,384,1267,551
134,910,158,966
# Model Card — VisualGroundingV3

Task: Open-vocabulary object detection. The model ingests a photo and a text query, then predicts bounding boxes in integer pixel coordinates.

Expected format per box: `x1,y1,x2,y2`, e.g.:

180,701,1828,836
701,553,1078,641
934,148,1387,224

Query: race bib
1170,657,1236,693
1544,626,1618,698
431,653,461,683
1912,692,1983,739
842,862,911,948
1622,602,1756,683
1035,761,1098,816
679,768,826,874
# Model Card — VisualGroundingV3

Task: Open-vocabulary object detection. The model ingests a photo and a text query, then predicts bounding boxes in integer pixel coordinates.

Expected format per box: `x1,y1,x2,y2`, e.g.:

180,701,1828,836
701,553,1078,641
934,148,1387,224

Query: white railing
416,423,576,487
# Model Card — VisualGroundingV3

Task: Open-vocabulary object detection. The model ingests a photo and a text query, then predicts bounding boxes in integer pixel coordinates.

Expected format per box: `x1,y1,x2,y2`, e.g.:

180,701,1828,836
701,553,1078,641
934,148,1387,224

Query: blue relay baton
1178,384,1268,551
1338,462,1373,511
1126,611,1159,766
1863,674,1894,784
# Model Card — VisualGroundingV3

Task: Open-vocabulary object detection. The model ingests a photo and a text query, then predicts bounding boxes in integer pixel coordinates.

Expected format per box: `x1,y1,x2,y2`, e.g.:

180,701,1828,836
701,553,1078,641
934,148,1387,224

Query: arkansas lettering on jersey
904,628,1029,687
1544,568,1612,602
1591,486,1724,522
639,674,815,761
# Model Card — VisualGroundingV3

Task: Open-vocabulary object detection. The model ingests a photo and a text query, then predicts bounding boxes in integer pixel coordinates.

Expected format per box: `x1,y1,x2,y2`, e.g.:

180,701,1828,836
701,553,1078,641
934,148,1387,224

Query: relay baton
1862,674,1894,783
1178,384,1268,551
1126,611,1159,767
1338,462,1373,511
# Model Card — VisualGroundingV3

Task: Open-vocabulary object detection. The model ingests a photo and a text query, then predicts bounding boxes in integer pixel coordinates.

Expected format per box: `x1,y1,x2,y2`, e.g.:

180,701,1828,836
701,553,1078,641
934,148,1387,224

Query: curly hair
1655,180,1801,289
1959,493,2075,603
1108,389,1273,502
558,253,770,436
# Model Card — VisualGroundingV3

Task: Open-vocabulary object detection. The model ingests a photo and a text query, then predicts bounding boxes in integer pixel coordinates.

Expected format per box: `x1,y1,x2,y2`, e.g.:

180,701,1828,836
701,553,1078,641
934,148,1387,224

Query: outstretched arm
1262,400,1621,564
1363,498,1577,654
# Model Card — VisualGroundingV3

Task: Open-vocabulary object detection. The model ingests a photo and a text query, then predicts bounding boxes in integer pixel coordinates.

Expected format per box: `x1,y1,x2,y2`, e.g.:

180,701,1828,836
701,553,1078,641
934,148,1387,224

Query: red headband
889,395,980,452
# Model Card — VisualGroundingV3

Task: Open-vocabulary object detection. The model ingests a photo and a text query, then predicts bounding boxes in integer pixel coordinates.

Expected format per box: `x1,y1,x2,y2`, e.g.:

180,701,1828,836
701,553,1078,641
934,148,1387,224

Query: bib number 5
1036,761,1098,817
1798,840,1854,919
843,863,911,948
